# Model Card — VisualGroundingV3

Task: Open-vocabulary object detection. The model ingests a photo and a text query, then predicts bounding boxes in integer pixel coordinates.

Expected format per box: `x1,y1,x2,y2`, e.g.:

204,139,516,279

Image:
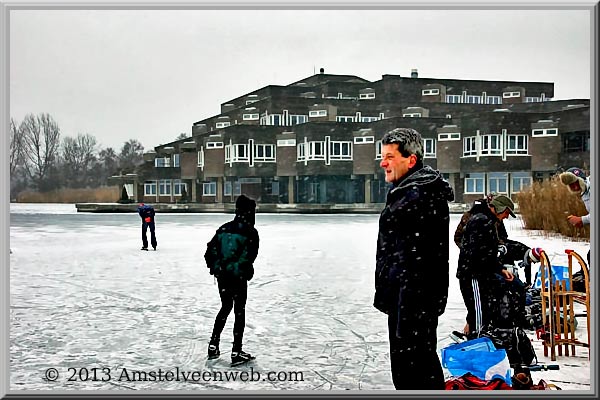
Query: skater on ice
205,194,259,366
373,127,454,390
137,202,157,251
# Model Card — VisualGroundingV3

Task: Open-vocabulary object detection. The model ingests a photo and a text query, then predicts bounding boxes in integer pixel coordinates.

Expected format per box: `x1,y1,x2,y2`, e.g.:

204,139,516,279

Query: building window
480,134,502,155
422,88,440,96
155,157,170,167
485,96,502,105
245,99,258,105
563,131,590,153
290,115,307,125
308,141,326,160
488,172,508,194
329,141,352,160
336,116,355,122
423,138,436,158
277,138,296,147
465,173,485,194
532,128,559,137
144,181,157,196
159,179,171,196
438,132,461,141
173,154,180,167
225,144,249,163
354,136,374,144
506,135,528,155
254,144,276,162
512,172,532,193
297,142,306,161
203,182,217,196
375,140,382,159
503,91,521,98
359,93,375,99
361,116,379,122
463,137,477,157
268,114,283,126
402,113,421,117
206,142,224,149
466,95,482,104
243,113,259,120
525,97,541,103
224,181,241,196
446,95,462,103
215,122,230,129
197,150,204,167
309,110,327,117
174,179,187,196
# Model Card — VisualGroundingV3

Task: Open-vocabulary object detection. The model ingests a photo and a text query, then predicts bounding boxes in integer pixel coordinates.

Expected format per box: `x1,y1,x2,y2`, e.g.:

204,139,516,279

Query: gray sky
9,8,592,152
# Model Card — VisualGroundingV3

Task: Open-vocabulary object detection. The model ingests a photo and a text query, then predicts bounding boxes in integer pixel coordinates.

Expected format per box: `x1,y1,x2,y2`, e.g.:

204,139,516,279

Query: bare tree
61,133,98,188
99,147,119,178
118,139,144,173
10,118,24,176
176,132,189,141
21,113,61,191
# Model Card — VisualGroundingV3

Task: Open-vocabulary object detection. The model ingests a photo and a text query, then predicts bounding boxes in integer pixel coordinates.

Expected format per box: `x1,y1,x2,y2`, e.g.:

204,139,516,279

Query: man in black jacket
204,194,259,366
457,195,539,336
374,127,454,390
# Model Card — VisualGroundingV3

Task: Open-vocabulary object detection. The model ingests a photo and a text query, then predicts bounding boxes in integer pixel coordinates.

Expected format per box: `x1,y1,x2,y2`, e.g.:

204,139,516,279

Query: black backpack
481,326,537,366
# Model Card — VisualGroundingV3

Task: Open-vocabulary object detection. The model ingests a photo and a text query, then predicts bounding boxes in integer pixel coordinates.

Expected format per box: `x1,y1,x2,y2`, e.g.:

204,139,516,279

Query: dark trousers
387,310,444,390
142,221,157,249
460,275,527,333
459,277,494,333
210,279,248,352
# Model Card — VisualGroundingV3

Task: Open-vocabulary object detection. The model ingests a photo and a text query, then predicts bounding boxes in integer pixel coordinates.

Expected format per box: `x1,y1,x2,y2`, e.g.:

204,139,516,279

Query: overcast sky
9,8,592,152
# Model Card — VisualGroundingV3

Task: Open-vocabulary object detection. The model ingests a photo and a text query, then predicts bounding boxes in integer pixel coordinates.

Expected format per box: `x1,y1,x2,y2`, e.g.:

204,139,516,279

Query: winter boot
231,350,255,366
141,247,149,251
207,342,220,360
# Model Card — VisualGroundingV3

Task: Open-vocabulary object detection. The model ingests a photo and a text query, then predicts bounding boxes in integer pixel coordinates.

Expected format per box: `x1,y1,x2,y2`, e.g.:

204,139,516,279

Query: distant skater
137,202,157,251
204,194,260,366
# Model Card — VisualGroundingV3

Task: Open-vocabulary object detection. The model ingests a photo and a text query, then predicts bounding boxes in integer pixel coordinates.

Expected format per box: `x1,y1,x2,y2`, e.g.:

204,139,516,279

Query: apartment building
118,69,590,205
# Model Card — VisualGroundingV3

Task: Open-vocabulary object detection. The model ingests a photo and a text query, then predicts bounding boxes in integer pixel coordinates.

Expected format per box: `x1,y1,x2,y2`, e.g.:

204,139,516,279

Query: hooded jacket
456,201,506,280
137,204,155,223
374,163,454,327
205,214,259,281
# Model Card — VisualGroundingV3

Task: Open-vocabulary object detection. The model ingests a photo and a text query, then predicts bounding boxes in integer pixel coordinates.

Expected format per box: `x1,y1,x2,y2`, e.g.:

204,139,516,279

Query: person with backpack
204,194,259,366
137,202,157,251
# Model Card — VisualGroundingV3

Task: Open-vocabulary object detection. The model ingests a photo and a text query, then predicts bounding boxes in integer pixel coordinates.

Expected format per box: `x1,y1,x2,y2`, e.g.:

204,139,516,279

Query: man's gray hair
381,127,424,160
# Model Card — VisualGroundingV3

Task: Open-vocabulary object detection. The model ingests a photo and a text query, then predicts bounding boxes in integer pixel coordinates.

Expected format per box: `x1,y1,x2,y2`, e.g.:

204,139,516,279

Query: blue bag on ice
533,265,570,290
442,337,512,385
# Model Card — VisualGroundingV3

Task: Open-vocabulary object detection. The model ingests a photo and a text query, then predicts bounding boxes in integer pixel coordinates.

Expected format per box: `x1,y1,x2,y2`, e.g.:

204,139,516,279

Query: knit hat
235,194,256,214
560,167,587,194
490,195,516,218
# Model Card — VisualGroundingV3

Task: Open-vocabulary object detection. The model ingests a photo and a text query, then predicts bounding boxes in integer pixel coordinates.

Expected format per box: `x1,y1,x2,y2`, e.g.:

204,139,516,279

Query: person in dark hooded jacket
374,127,454,390
204,194,259,366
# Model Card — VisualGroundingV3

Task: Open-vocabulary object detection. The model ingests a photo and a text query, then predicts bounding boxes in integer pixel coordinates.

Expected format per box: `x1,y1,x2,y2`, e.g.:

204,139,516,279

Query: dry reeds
516,176,590,240
16,186,120,203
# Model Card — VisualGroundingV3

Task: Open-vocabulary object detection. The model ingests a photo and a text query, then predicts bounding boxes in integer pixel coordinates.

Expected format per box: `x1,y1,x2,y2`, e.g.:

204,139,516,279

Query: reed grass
517,176,589,240
16,186,120,203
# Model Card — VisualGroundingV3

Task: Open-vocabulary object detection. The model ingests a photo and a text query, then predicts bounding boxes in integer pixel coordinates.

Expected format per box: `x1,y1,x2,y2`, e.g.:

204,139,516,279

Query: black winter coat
456,202,506,280
374,164,454,326
204,216,259,281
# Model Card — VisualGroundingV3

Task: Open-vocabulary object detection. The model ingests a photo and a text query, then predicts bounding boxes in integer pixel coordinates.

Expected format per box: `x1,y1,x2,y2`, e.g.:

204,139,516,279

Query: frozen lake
9,203,591,391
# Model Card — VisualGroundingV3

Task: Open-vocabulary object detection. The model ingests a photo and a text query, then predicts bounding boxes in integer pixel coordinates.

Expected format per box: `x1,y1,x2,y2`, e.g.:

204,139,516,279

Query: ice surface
9,204,591,391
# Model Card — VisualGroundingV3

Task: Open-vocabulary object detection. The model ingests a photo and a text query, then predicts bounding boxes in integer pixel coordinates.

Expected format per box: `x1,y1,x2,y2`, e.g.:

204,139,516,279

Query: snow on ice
9,203,591,391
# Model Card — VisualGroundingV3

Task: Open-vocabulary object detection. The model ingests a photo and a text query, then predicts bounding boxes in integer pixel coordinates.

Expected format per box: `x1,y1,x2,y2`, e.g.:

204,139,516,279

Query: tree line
10,113,146,200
